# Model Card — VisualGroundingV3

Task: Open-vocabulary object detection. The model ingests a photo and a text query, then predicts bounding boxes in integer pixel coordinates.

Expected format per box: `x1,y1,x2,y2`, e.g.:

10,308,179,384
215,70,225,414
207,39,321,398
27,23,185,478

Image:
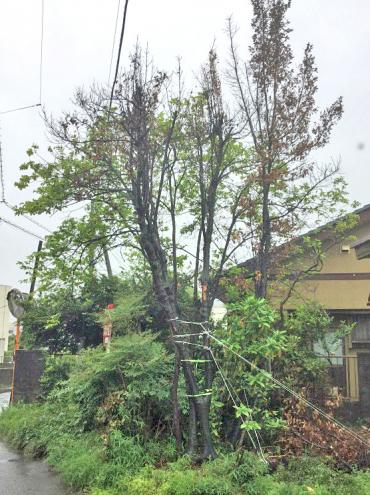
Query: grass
2,402,370,495
1,332,370,495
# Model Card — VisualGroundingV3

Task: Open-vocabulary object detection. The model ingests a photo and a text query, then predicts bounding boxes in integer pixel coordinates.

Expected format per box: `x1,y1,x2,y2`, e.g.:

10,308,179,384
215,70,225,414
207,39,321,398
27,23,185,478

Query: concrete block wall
0,362,13,393
12,350,45,403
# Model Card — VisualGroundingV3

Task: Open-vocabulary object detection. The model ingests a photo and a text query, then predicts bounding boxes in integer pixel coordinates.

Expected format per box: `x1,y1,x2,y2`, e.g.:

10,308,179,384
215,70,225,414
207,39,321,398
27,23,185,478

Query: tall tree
16,1,352,455
228,0,345,298
17,49,254,458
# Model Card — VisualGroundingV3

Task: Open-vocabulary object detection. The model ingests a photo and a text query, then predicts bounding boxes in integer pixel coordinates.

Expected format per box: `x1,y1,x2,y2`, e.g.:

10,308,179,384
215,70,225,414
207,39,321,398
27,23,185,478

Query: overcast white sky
0,0,370,289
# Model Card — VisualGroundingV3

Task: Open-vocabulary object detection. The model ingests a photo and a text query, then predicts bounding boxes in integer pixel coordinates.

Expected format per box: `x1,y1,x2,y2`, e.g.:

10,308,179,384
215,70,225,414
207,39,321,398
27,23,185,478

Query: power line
0,216,44,241
4,202,52,234
0,0,49,236
0,0,44,115
108,0,122,86
0,103,42,116
109,0,130,111
174,331,266,460
39,0,45,103
206,329,367,446
0,136,52,234
209,347,266,460
0,138,5,202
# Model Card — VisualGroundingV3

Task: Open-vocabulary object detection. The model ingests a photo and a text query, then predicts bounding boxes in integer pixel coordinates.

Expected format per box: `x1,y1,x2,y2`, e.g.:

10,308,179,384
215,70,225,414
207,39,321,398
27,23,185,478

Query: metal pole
14,320,20,351
29,240,43,294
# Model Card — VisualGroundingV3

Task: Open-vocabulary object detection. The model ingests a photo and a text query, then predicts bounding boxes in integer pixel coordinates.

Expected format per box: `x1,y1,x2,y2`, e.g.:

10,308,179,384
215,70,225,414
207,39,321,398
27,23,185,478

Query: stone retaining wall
0,363,13,393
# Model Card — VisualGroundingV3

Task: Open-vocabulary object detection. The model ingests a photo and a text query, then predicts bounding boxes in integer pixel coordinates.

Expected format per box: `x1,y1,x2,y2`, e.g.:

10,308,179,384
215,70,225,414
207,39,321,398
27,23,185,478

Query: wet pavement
0,441,71,495
0,392,10,412
0,393,70,494
0,442,70,495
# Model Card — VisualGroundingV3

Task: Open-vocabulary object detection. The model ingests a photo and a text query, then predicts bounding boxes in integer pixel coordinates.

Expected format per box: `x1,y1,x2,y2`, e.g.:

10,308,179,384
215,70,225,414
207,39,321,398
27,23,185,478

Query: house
239,204,370,416
0,285,11,364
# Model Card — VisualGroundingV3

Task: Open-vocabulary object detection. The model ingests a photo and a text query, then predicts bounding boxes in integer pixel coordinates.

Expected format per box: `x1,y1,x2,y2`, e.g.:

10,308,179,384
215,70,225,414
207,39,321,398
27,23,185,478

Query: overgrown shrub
40,353,77,397
2,331,370,495
2,401,370,495
0,333,182,491
42,333,178,437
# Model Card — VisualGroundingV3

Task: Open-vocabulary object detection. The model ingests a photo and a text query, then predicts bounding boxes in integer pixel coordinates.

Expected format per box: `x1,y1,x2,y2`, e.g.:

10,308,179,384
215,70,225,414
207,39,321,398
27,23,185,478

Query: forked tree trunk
140,232,217,459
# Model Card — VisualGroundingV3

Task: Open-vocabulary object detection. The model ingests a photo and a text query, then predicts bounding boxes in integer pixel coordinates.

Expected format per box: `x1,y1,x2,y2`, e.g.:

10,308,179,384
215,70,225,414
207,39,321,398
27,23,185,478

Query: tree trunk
140,231,217,459
196,395,217,459
171,351,183,452
255,182,271,299
188,400,198,456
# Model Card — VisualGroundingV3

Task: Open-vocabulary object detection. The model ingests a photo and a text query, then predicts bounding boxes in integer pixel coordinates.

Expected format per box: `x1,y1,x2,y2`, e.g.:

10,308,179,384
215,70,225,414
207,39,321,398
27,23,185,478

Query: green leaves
44,313,61,330
235,404,262,432
235,404,254,418
240,420,261,431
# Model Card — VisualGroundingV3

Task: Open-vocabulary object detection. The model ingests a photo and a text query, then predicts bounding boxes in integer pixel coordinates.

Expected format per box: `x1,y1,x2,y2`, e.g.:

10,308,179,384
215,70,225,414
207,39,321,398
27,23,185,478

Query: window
351,315,370,344
314,333,343,365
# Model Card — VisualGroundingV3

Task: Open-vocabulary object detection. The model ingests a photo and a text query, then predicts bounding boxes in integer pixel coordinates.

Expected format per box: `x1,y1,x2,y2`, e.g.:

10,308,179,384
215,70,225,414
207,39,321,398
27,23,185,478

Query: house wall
282,218,370,311
0,286,11,363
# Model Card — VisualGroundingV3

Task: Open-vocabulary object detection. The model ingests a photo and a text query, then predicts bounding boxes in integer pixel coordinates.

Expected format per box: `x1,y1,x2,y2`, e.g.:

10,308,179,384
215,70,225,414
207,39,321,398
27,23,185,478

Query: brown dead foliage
279,394,370,469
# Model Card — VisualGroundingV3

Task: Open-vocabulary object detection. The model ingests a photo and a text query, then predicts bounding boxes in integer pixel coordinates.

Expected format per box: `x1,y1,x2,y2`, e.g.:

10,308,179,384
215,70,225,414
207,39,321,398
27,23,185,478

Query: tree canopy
15,0,354,459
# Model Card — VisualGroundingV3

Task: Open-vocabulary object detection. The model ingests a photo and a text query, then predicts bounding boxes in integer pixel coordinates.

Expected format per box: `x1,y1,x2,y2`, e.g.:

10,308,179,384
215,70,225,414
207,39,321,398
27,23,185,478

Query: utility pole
29,240,43,294
103,248,113,279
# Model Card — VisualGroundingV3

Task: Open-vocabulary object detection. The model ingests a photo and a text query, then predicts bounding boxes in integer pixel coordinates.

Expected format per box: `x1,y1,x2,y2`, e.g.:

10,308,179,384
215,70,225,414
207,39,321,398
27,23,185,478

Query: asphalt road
0,442,70,495
0,392,10,412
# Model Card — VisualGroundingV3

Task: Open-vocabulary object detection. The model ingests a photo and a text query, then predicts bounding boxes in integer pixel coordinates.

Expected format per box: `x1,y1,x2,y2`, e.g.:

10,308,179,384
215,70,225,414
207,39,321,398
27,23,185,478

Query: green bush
122,461,235,495
275,456,339,486
232,451,268,486
40,353,76,397
118,455,370,495
0,333,181,492
54,332,176,436
2,334,370,495
119,454,264,495
32,333,178,439
2,401,370,495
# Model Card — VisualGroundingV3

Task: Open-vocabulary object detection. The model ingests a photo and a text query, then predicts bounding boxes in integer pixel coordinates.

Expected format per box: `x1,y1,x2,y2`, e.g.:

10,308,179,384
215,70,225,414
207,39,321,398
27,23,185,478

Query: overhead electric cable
174,331,266,460
4,202,52,234
206,328,368,446
0,103,42,116
39,0,45,103
109,0,130,111
0,137,52,234
108,0,122,86
0,0,44,115
0,216,44,241
0,137,5,202
209,348,266,459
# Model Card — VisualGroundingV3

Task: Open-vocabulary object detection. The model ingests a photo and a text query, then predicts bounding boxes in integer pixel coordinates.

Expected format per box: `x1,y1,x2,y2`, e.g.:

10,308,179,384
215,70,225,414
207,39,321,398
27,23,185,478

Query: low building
0,285,11,363
239,204,370,416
